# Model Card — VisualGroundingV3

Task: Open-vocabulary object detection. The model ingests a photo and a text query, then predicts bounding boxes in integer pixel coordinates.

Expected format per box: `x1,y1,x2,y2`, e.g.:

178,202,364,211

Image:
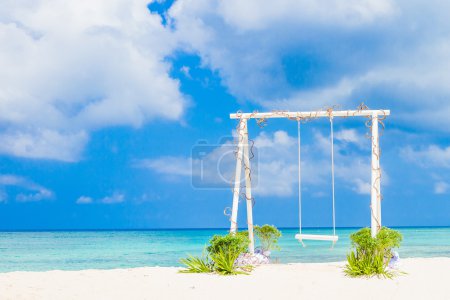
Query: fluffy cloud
402,144,450,194
135,156,192,176
0,174,54,202
352,178,371,195
135,139,238,187
0,0,186,161
434,182,449,195
169,0,395,102
168,0,450,130
76,192,125,204
76,196,93,204
251,131,298,196
216,0,395,31
0,129,88,162
335,129,364,145
100,192,125,204
4,0,449,164
402,145,450,169
141,128,375,197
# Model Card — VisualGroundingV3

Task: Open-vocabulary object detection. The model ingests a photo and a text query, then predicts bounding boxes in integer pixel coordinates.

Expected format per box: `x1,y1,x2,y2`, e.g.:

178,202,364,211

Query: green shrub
207,232,250,256
210,248,249,275
179,254,214,273
345,227,402,278
254,225,282,252
180,232,251,275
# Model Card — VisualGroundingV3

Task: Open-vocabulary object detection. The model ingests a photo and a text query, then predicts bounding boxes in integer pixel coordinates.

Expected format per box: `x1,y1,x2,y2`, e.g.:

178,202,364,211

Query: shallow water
1,227,449,272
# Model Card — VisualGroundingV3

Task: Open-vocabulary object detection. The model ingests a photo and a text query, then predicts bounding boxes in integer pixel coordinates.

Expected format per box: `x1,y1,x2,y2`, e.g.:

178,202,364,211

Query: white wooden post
370,114,382,238
242,122,255,254
230,119,246,233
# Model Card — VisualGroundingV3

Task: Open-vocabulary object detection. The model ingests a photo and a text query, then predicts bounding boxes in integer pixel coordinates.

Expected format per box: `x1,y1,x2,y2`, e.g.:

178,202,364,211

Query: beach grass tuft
344,227,402,279
179,254,214,273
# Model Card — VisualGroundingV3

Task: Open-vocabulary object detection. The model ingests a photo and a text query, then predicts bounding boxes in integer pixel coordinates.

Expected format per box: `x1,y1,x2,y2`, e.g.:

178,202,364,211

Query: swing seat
295,234,339,242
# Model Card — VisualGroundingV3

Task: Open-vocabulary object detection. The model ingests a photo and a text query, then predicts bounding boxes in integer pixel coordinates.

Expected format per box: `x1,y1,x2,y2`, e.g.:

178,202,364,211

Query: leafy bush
207,231,250,256
180,232,251,275
345,227,402,278
254,225,282,252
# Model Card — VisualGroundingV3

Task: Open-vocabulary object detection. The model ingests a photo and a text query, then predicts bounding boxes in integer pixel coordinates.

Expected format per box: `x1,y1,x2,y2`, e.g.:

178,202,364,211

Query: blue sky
0,0,449,230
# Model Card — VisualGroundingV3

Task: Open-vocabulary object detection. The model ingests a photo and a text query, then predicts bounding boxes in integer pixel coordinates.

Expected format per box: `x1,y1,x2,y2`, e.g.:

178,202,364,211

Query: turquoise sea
1,227,450,273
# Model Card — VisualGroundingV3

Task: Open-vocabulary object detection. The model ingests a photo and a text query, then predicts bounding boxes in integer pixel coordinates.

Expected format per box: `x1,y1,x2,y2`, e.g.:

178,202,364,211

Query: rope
330,116,337,241
297,120,305,247
297,120,302,234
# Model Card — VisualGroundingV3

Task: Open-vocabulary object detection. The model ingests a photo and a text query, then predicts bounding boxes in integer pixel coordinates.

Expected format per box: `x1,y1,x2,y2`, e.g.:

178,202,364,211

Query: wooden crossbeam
230,110,390,119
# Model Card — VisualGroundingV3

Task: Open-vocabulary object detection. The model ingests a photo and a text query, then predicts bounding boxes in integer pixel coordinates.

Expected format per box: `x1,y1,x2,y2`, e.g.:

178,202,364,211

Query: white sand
1,258,449,300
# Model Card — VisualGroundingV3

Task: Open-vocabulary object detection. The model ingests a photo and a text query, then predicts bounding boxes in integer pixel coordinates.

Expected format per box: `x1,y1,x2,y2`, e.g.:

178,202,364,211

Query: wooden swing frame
229,109,390,254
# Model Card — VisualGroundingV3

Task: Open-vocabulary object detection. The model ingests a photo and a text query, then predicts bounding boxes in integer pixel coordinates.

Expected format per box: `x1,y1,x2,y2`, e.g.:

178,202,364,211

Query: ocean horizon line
1,225,450,232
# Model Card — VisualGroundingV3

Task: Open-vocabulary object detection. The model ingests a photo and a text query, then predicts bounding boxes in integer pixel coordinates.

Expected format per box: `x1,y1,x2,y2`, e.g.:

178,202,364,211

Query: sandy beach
0,257,449,300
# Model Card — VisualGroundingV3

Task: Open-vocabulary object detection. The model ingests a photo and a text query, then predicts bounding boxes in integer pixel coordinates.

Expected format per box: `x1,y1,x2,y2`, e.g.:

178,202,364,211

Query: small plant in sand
208,231,251,275
179,256,210,274
207,231,249,256
180,232,251,275
254,225,282,255
179,252,214,273
345,227,402,278
209,248,252,275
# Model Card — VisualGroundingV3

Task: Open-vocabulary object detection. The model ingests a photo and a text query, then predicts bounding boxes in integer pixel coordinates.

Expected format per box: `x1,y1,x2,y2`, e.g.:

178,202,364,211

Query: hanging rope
297,119,305,247
296,116,338,247
330,116,337,246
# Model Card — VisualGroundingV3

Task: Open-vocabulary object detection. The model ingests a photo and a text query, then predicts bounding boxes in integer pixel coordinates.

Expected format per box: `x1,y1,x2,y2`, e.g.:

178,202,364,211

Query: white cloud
352,178,371,195
0,174,54,202
308,129,375,195
76,193,125,204
216,0,395,31
141,128,376,197
100,192,125,204
2,0,450,164
0,129,88,162
335,129,364,146
76,196,93,204
402,145,450,168
263,79,357,111
169,0,395,102
252,131,298,197
137,193,159,203
0,0,186,161
135,157,192,176
180,66,192,78
402,145,450,194
256,130,294,148
434,181,449,195
136,139,239,187
16,189,53,202
168,0,450,131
